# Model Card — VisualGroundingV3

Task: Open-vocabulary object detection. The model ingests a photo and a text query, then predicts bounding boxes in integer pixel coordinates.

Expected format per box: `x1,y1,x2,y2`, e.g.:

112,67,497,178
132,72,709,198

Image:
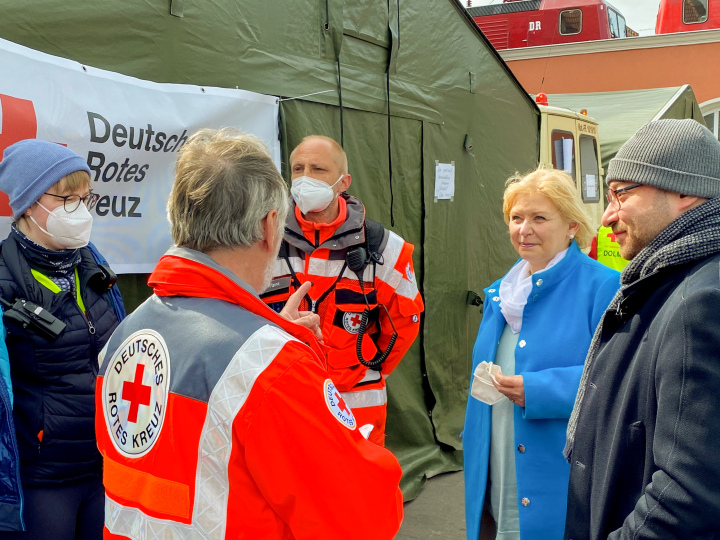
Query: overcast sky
468,0,663,36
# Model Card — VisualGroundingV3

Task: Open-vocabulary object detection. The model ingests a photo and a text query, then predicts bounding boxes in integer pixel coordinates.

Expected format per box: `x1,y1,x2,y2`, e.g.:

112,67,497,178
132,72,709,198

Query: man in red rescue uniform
94,128,403,539
261,135,424,447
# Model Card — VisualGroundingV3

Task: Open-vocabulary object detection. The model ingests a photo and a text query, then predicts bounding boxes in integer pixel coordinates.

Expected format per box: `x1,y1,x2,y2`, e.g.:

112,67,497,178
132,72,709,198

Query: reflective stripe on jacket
96,247,403,539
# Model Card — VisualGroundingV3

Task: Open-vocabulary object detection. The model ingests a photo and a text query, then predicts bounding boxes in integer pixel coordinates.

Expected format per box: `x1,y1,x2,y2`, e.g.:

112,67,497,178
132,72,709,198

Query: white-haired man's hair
168,128,289,252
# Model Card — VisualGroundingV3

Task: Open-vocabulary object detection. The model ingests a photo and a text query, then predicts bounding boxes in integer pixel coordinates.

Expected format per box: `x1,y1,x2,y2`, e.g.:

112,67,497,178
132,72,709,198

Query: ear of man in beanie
606,119,720,199
0,139,92,219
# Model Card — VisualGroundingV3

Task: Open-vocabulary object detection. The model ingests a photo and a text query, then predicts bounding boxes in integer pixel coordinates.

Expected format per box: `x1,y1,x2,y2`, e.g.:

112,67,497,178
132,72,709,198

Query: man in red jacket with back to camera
261,135,424,447
95,128,403,539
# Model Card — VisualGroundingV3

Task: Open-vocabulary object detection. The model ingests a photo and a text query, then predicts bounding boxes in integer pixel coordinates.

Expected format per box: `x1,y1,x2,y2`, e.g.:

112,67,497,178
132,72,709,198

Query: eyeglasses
43,191,100,213
606,183,642,210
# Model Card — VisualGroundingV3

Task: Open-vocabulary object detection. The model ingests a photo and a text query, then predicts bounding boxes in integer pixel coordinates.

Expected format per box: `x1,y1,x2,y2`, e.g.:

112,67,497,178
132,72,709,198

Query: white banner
0,38,280,273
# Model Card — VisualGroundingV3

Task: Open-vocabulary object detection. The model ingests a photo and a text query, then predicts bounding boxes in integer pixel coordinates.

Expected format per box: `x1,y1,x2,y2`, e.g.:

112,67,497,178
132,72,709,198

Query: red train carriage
656,0,720,34
468,0,634,50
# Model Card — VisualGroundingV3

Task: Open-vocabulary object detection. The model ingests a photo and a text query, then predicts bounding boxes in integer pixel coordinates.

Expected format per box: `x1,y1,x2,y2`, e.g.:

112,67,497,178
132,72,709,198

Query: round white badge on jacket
342,312,363,334
101,329,171,458
324,379,356,430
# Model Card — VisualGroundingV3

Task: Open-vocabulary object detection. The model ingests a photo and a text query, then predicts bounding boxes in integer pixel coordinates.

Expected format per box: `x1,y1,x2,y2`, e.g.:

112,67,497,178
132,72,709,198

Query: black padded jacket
0,235,119,486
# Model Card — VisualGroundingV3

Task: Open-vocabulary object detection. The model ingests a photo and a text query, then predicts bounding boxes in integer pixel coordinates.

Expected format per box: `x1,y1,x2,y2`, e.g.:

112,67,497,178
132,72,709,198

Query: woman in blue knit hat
0,139,123,540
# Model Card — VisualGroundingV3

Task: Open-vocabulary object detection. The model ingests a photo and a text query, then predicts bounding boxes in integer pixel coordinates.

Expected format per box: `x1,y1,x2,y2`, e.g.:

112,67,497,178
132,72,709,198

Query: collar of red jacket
148,246,327,364
295,196,348,246
285,194,366,254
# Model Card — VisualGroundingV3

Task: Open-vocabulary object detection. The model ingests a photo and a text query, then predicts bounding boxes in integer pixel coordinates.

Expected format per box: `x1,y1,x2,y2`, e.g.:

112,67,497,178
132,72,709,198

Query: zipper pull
88,319,96,335
310,299,317,313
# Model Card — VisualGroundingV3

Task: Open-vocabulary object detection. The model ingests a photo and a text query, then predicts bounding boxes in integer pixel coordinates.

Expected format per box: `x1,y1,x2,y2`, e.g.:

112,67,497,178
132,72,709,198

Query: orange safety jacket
261,195,424,446
95,247,403,539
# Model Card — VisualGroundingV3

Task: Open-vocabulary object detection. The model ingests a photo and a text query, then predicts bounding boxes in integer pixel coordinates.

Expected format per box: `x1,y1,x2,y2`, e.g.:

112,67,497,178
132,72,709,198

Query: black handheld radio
346,246,397,370
0,297,66,341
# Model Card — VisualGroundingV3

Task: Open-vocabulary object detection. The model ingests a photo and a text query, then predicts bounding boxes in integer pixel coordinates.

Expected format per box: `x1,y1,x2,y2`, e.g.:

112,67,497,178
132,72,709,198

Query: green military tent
0,0,540,497
547,85,706,174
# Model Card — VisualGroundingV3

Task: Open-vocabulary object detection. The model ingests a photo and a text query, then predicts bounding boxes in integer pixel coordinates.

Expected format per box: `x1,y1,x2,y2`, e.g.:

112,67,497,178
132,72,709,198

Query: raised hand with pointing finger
279,281,323,342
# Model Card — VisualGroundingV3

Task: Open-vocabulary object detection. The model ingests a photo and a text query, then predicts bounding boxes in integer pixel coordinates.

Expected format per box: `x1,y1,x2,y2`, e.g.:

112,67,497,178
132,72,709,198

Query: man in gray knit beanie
565,119,720,539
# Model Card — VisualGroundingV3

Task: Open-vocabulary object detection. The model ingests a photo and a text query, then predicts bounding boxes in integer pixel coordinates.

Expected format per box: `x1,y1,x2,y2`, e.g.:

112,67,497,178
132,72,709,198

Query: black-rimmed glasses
606,183,642,210
43,191,100,213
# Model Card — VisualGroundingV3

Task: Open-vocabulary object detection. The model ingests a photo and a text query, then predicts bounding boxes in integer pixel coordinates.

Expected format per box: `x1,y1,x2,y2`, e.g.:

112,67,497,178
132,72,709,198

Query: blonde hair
502,168,593,249
16,170,90,225
290,135,348,174
168,128,289,253
48,170,91,194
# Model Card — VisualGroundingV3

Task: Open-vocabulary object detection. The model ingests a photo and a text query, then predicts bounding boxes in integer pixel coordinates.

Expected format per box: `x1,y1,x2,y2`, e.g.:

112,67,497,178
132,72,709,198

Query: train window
608,9,620,37
551,130,576,180
579,135,600,203
683,0,708,24
616,13,627,37
560,9,582,35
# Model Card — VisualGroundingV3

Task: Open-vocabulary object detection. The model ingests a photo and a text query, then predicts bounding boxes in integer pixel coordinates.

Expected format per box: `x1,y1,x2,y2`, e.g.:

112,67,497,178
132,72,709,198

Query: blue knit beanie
0,139,91,219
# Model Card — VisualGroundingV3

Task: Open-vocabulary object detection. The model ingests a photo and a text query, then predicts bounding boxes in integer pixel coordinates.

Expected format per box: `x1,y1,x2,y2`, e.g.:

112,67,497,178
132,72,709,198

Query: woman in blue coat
464,169,620,539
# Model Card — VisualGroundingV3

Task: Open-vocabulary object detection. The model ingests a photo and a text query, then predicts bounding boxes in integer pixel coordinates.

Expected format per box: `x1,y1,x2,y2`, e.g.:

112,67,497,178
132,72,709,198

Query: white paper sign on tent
434,161,455,202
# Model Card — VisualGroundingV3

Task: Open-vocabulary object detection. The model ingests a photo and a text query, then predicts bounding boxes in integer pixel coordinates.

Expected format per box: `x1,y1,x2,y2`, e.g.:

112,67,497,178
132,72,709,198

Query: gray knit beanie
0,139,91,219
607,119,720,198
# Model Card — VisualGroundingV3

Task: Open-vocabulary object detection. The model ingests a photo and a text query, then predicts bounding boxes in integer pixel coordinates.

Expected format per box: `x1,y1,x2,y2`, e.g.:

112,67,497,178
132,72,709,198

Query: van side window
559,9,582,35
579,135,600,203
683,0,708,24
551,130,575,180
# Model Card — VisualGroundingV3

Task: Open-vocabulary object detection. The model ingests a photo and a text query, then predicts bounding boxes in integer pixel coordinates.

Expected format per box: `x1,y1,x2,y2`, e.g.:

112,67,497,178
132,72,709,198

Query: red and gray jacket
95,247,403,539
261,196,423,402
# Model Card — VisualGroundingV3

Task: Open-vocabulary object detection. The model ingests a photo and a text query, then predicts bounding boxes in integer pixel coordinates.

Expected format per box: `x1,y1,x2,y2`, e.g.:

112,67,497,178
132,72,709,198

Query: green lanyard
30,268,86,314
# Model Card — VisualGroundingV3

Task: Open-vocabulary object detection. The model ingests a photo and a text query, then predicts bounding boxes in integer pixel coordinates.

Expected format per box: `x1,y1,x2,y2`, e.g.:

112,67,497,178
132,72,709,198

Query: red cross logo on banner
0,94,38,216
122,364,152,423
606,231,617,242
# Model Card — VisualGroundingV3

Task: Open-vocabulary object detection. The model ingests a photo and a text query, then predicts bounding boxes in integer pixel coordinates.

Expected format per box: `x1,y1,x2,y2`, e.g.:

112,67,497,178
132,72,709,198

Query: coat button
518,340,526,348
536,279,543,286
517,444,525,453
488,288,496,293
493,296,500,302
521,497,530,507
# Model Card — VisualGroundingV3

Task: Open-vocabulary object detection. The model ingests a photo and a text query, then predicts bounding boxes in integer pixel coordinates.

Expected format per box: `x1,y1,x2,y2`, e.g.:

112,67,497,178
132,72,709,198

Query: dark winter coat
0,235,119,486
565,253,720,539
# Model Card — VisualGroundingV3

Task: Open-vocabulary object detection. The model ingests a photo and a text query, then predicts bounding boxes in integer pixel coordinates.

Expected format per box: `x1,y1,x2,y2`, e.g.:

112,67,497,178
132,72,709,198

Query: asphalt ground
396,471,467,539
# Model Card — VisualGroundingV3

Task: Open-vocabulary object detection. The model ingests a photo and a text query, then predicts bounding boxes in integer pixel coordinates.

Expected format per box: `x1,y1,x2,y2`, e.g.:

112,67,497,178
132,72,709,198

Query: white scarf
499,247,569,333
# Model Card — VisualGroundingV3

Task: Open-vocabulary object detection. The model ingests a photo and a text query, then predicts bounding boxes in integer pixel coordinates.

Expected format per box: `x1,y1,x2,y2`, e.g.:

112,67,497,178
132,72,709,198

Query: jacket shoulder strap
364,218,389,256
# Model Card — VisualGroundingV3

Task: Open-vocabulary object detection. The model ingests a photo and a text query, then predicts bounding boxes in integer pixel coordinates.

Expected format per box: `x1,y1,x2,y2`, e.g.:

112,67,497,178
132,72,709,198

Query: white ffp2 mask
291,175,343,214
30,201,93,249
470,362,505,405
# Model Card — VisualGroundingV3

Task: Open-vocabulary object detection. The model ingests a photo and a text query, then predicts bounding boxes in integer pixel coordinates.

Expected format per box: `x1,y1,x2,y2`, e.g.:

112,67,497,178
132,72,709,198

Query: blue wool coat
464,242,619,540
0,316,23,532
